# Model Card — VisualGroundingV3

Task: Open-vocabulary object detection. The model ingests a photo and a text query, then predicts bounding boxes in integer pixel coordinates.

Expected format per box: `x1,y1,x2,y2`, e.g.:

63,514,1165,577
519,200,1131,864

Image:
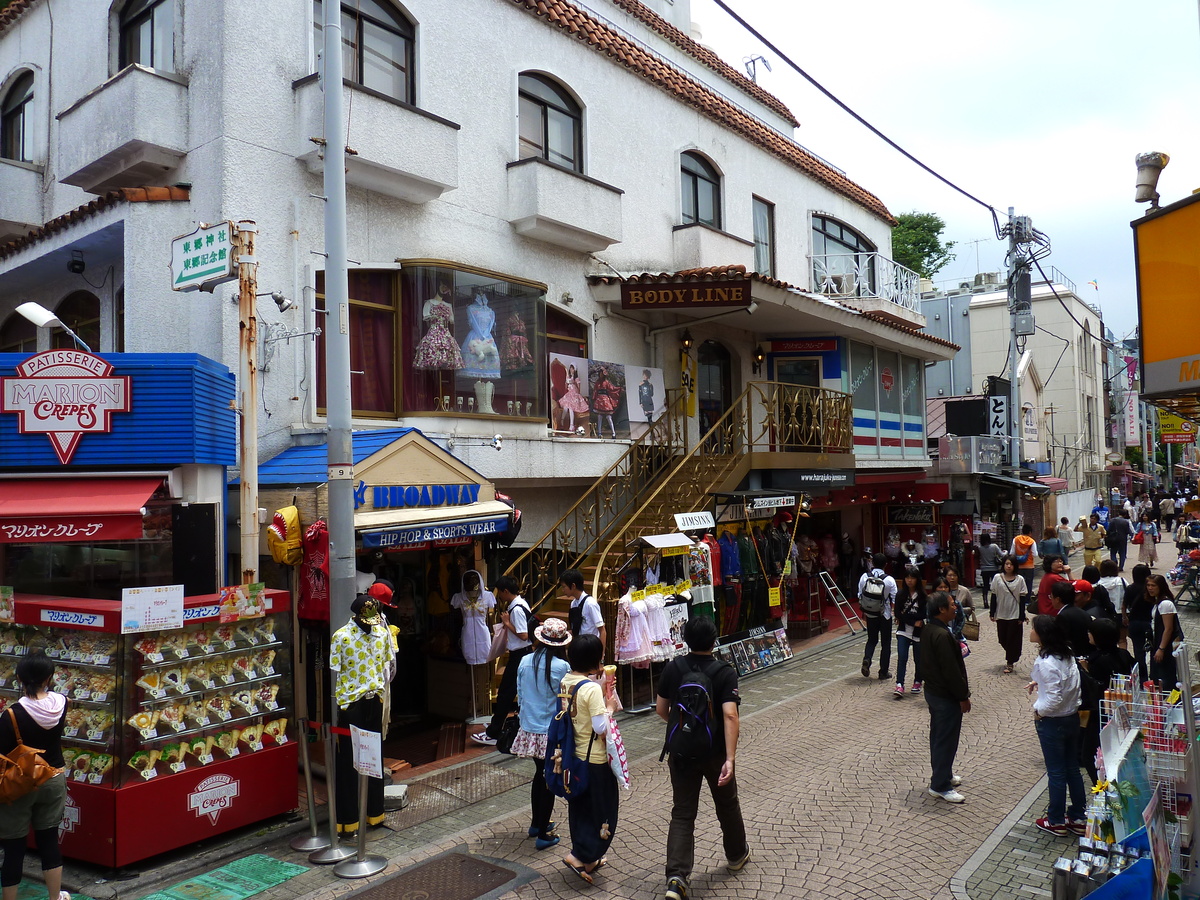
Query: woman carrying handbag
0,652,69,900
1134,513,1159,569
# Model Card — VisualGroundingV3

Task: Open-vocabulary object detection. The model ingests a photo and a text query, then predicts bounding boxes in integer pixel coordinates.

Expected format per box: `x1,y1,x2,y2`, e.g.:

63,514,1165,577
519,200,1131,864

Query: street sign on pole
170,222,236,292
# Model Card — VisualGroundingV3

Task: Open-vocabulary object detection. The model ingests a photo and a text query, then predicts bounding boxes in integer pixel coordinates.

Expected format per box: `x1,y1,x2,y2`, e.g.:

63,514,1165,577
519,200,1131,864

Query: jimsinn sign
1,351,131,464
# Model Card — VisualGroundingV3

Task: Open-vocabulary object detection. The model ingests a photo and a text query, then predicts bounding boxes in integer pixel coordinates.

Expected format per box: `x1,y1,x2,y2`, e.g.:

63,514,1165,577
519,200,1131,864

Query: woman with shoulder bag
513,619,572,850
1135,513,1159,569
1038,527,1067,563
989,555,1028,674
1147,574,1183,690
1027,615,1087,836
0,653,69,900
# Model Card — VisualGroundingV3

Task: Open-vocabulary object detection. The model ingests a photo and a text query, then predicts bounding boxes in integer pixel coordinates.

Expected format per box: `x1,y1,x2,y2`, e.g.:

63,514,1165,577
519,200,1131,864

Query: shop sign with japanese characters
171,222,235,292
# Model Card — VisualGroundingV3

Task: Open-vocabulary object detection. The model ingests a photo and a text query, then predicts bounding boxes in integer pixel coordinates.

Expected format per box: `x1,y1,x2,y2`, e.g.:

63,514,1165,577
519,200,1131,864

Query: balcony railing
811,252,920,313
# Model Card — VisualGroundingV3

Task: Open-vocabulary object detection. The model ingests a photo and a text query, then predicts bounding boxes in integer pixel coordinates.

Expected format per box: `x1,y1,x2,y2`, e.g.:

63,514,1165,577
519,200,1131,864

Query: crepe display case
6,590,297,867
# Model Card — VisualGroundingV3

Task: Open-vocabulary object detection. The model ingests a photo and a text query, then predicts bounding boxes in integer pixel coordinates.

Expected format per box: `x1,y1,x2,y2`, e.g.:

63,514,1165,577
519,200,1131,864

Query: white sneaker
470,732,497,746
929,788,965,803
950,775,962,787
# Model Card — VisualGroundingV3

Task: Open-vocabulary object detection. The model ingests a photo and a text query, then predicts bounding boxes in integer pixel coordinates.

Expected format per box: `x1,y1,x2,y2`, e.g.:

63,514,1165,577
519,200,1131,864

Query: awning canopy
356,499,514,550
1036,476,1070,492
0,477,163,543
979,473,1052,494
940,499,978,516
634,533,695,550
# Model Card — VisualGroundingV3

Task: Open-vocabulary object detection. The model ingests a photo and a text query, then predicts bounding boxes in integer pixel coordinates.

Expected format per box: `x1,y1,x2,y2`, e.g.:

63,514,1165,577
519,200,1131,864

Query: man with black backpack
656,616,748,900
858,552,897,680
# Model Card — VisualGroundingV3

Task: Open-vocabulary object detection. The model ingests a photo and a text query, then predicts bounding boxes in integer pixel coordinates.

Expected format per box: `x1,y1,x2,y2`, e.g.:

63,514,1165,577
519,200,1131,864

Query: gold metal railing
503,390,690,610
589,381,853,605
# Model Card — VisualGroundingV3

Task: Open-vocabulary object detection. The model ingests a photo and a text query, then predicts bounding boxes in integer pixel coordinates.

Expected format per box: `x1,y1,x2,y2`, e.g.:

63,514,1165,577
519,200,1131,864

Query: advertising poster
549,352,589,435
121,584,185,634
589,360,629,440
0,587,12,624
629,366,667,439
218,583,266,623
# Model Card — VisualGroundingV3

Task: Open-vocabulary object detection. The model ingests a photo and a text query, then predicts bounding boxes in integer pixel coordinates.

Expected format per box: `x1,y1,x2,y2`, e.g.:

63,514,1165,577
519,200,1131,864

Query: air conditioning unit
974,272,1001,287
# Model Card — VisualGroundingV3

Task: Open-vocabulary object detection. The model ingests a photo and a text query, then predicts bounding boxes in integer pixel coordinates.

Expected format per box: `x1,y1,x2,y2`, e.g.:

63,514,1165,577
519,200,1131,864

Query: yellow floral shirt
329,621,398,709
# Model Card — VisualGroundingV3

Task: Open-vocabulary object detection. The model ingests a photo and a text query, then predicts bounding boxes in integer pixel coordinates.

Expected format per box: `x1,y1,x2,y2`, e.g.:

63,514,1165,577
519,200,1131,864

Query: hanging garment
719,532,741,581
703,533,722,587
299,520,331,622
738,532,761,578
449,569,495,665
500,310,534,370
459,295,501,379
413,299,465,370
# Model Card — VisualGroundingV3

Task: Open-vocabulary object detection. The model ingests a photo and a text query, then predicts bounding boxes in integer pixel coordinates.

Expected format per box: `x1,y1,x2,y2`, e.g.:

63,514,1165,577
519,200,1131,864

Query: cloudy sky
690,0,1200,341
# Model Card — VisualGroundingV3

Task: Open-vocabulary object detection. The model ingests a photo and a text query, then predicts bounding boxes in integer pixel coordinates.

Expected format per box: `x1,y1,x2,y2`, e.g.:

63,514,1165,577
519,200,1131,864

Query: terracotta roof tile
606,0,798,127
510,0,894,225
587,266,959,350
0,186,190,261
0,0,39,37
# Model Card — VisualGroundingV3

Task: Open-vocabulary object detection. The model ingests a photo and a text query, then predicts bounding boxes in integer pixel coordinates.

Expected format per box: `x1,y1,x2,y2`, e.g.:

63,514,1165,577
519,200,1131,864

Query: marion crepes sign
1,351,131,464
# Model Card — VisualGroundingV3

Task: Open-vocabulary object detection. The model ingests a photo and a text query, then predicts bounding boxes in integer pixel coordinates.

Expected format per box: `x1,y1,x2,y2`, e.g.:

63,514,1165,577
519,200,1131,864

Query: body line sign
361,515,508,549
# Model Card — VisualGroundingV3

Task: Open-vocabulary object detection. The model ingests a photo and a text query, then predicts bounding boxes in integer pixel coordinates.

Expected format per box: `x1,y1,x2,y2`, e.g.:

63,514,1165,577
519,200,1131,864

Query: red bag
1132,531,1145,545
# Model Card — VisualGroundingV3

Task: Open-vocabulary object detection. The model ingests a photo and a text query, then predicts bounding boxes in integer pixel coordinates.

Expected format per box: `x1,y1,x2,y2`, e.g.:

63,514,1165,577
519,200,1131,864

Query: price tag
88,773,103,785
783,560,793,576
631,590,645,602
72,770,87,782
147,652,164,664
201,646,215,655
222,640,236,650
170,762,187,773
265,700,279,711
226,747,240,758
75,689,91,700
198,753,214,766
274,733,289,744
95,655,111,666
92,692,107,702
768,586,782,608
171,721,185,732
139,727,157,740
140,768,157,780
217,710,231,722
0,642,14,654
86,728,104,741
45,648,59,658
222,675,235,685
64,727,78,738
147,687,165,699
261,665,275,676
249,741,263,752
13,646,25,656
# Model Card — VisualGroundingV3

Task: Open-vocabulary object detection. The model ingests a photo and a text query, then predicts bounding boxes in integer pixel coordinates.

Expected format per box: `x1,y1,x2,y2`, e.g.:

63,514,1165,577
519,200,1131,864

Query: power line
710,0,1002,237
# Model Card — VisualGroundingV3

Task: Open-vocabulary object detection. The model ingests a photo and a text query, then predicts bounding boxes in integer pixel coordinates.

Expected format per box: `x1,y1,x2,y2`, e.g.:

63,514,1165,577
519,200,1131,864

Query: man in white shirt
560,569,606,649
474,575,533,746
858,553,897,681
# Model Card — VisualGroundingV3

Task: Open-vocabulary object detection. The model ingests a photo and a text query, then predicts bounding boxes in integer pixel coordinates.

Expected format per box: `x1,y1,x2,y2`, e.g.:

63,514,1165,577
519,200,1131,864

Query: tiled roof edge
0,0,40,37
606,0,799,127
510,0,895,225
0,186,191,261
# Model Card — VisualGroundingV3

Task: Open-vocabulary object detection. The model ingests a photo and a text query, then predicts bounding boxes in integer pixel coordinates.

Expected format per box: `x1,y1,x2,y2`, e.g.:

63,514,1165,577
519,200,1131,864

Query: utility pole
1004,209,1035,473
236,220,259,584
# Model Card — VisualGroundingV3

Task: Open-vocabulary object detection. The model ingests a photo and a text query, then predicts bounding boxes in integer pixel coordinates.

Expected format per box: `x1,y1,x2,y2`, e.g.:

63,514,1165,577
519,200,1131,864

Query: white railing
811,253,920,313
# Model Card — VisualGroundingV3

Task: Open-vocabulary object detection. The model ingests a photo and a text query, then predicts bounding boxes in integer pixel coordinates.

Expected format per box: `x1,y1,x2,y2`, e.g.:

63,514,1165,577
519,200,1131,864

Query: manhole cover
355,853,514,900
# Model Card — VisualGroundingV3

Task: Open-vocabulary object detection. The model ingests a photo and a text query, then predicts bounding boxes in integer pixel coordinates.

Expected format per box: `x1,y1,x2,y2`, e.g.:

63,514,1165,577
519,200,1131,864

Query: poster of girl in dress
588,360,628,440
549,352,590,435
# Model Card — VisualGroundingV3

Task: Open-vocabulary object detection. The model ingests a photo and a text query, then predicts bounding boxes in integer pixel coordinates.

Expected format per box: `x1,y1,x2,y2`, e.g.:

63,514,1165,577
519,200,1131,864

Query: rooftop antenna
743,55,771,83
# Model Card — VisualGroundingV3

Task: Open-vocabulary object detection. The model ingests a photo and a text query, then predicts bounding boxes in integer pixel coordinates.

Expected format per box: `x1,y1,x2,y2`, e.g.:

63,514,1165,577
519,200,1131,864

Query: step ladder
818,570,865,634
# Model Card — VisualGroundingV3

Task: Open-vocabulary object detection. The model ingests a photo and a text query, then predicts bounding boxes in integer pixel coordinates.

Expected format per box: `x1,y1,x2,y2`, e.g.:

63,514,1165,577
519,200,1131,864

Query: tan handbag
961,607,980,642
0,707,62,804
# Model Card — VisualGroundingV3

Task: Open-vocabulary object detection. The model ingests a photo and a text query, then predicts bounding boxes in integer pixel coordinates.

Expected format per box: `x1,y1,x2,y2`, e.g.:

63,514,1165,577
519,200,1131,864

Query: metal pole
333,771,387,878
309,724,354,864
289,718,330,853
1006,208,1022,475
237,221,260,584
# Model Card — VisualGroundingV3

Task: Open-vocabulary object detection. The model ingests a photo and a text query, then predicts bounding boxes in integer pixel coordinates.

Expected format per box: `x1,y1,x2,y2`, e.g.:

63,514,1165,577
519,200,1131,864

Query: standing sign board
171,222,236,292
121,584,185,634
350,725,384,778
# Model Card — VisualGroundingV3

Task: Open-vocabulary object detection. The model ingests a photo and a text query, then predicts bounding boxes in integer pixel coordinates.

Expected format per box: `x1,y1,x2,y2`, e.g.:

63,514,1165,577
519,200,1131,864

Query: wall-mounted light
680,328,693,353
752,345,765,375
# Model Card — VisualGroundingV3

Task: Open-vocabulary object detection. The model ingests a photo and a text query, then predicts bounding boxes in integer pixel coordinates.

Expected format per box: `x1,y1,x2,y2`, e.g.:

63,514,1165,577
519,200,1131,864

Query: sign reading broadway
1,351,131,463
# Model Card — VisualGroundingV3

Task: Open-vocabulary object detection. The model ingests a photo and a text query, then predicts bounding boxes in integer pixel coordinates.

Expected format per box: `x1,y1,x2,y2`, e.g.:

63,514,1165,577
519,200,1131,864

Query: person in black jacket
1049,580,1091,659
1123,565,1153,681
893,566,927,699
918,592,971,803
0,653,68,900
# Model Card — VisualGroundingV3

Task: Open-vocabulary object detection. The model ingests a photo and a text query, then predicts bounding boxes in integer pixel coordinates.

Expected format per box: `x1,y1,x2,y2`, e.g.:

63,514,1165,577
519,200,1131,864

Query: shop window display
402,265,544,417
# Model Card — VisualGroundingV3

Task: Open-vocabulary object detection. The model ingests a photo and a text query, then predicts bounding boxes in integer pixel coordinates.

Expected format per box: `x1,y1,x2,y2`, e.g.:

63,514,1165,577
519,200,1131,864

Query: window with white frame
680,151,720,228
0,71,33,162
518,73,582,172
119,0,174,72
752,197,775,277
313,0,416,104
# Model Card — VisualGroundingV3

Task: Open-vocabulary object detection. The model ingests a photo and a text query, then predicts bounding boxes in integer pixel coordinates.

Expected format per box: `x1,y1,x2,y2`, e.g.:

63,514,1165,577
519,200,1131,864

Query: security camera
272,291,294,312
490,434,502,451
67,251,86,275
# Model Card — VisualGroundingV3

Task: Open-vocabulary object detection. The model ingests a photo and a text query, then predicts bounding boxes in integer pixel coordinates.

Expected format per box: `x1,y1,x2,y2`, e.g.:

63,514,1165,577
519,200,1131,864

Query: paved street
76,543,1197,900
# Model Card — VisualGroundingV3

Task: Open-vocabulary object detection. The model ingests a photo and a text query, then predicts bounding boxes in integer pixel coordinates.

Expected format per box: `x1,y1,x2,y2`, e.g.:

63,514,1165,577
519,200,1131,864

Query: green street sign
171,222,236,292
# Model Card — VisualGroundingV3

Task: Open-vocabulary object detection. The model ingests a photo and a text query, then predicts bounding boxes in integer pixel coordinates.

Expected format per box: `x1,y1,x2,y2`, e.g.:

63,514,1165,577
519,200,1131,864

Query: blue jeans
1110,542,1128,570
896,634,921,686
926,693,963,792
1035,713,1086,824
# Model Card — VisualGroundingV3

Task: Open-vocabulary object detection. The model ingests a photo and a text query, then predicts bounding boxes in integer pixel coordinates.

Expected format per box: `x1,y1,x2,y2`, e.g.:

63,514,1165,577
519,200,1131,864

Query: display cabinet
4,590,297,867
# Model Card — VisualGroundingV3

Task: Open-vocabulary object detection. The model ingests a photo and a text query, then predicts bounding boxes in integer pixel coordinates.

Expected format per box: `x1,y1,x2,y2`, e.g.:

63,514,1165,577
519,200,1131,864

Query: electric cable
710,0,1003,237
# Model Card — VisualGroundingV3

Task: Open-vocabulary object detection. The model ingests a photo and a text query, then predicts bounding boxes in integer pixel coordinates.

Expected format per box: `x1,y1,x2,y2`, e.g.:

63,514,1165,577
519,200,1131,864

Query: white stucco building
0,0,958,581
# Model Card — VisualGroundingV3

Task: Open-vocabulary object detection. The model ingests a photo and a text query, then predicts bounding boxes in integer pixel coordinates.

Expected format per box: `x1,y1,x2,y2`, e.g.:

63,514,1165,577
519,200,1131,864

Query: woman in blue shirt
513,618,573,849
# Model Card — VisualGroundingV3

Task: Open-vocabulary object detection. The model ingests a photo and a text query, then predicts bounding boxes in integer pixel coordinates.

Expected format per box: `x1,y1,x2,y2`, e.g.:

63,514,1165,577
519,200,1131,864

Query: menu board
122,585,185,634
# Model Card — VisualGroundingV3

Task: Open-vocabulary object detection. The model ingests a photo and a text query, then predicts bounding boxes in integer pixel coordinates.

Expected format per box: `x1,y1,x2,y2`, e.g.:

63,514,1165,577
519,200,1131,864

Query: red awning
1036,476,1069,492
0,477,163,543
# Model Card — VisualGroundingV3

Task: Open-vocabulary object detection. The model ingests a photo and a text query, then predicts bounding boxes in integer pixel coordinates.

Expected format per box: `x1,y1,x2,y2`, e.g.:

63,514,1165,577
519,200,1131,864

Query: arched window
812,215,877,297
314,0,415,103
680,151,721,228
1,71,34,162
119,0,175,72
53,292,101,352
518,73,582,172
0,313,36,354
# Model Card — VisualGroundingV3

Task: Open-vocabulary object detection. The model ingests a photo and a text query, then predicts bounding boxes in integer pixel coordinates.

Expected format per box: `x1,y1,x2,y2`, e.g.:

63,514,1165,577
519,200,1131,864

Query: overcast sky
690,0,1200,342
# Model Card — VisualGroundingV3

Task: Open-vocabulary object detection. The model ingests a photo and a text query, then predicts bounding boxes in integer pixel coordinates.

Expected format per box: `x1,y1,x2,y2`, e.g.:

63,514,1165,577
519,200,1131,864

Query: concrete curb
948,774,1049,900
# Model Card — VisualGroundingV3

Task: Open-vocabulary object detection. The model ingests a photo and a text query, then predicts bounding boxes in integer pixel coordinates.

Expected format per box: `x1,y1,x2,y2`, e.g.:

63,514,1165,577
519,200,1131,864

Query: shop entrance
698,340,733,435
773,355,821,388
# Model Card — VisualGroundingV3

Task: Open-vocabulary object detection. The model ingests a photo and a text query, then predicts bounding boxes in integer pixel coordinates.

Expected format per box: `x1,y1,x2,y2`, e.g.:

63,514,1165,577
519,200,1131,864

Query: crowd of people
856,492,1192,839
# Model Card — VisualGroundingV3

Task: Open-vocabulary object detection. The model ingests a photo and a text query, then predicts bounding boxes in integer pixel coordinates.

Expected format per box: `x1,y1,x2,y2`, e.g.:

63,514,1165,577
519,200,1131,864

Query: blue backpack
544,680,598,801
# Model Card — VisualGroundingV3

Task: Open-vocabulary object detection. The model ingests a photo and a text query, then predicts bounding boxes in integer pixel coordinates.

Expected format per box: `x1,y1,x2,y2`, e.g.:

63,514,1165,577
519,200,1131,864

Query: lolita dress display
500,310,534,371
459,294,502,379
615,596,654,665
413,298,465,370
